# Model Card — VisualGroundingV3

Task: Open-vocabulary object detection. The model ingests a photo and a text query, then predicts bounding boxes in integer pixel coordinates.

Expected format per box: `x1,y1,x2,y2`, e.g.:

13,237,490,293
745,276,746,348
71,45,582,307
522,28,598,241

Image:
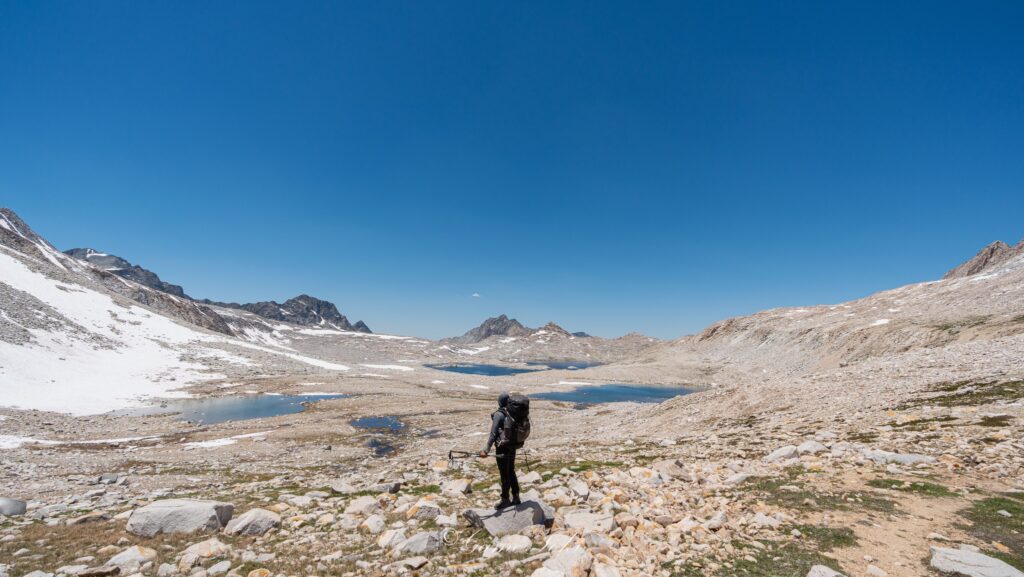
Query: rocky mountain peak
64,248,188,298
226,294,371,333
943,239,1024,279
537,321,571,337
452,314,533,343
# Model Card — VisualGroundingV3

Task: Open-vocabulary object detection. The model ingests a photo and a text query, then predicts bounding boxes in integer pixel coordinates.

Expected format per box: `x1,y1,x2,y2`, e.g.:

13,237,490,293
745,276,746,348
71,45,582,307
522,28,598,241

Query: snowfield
0,251,347,414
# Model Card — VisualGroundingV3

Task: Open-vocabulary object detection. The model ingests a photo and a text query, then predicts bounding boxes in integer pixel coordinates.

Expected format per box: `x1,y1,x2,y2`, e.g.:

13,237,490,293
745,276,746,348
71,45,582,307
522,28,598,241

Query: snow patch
360,364,413,371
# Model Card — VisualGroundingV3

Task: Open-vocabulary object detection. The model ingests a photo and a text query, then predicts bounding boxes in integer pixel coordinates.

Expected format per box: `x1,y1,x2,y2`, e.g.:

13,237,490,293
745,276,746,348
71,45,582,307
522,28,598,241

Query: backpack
497,394,531,450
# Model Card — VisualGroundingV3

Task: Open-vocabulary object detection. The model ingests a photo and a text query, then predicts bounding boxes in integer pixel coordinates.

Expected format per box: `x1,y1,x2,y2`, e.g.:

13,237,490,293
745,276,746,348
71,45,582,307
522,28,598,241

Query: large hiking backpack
497,393,531,450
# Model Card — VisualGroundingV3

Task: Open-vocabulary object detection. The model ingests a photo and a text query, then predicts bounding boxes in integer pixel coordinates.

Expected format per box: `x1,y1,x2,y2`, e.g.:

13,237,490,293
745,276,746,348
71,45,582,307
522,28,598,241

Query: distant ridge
448,314,577,343
63,245,370,332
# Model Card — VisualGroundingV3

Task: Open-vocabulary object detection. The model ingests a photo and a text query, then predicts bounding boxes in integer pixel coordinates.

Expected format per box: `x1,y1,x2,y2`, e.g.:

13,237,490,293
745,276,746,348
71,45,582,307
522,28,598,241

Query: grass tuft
866,478,956,497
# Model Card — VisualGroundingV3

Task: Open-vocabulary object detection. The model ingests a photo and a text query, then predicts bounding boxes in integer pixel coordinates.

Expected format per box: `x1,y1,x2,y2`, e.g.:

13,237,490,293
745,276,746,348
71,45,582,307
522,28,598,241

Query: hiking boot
511,495,522,505
494,500,512,510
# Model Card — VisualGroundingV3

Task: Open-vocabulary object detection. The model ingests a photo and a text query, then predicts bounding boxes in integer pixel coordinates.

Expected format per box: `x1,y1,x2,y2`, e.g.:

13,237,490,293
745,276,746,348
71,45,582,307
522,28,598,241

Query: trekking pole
448,450,475,467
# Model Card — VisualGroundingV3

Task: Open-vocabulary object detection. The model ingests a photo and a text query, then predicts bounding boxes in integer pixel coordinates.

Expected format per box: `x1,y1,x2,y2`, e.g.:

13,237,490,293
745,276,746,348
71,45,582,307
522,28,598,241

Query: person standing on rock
479,391,531,510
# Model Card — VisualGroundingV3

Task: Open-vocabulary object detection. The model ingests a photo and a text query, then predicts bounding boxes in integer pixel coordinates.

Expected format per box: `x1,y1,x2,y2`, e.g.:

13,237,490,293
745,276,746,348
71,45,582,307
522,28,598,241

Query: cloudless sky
2,1,1023,339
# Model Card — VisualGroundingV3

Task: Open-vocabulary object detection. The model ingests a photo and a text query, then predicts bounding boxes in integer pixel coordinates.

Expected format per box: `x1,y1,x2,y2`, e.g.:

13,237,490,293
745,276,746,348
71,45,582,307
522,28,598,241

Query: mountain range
61,245,369,333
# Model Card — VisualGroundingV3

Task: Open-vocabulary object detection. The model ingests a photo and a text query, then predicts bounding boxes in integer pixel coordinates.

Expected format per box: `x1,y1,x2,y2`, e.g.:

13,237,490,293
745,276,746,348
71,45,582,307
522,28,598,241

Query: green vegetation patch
740,468,895,514
887,415,959,431
961,497,1024,571
846,431,879,443
978,415,1014,427
902,380,1024,409
794,525,858,551
728,540,846,577
866,478,956,497
931,315,991,334
404,483,441,495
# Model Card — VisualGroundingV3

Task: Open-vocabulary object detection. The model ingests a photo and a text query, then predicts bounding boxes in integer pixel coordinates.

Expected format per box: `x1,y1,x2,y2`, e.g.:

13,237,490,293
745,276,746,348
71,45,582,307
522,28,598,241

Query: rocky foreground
1,377,1021,577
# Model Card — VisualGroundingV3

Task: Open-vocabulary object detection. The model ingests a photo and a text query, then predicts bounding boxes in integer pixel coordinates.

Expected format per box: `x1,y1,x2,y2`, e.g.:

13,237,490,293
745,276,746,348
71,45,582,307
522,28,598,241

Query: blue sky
1,2,1022,339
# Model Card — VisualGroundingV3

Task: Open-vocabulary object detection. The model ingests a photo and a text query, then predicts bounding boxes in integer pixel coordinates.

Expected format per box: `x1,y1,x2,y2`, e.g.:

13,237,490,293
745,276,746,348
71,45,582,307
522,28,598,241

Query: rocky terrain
1,209,1022,577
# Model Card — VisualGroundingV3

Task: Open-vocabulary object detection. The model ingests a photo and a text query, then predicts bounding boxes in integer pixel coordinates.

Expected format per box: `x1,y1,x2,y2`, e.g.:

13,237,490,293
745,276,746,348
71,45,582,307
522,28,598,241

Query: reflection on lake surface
426,363,540,376
117,394,347,425
526,360,604,370
531,384,693,405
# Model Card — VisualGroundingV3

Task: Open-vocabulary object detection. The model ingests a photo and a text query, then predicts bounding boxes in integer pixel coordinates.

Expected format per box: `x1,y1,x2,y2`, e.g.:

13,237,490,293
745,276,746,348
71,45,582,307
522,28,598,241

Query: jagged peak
944,239,1024,280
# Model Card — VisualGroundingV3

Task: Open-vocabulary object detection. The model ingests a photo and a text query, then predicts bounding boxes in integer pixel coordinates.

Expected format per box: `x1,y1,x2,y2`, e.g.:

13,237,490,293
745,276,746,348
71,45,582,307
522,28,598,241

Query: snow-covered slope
0,209,354,414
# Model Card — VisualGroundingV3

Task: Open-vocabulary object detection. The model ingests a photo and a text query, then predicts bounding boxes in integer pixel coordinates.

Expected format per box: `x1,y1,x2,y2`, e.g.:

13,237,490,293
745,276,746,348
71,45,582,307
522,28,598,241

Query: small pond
526,360,603,370
351,415,405,458
118,394,348,425
426,363,540,377
351,415,405,431
531,384,693,405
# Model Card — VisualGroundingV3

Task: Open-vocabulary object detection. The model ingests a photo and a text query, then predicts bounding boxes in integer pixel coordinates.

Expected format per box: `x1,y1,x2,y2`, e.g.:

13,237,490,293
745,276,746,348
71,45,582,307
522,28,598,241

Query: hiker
479,391,531,510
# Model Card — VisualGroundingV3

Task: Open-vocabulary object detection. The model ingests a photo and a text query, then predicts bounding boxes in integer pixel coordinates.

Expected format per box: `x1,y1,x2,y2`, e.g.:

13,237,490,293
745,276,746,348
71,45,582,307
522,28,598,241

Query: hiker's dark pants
496,451,519,501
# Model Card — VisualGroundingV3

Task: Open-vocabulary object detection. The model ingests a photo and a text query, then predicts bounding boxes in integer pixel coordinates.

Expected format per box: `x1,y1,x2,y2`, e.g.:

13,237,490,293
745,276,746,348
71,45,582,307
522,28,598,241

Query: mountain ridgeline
61,246,370,333
449,314,578,343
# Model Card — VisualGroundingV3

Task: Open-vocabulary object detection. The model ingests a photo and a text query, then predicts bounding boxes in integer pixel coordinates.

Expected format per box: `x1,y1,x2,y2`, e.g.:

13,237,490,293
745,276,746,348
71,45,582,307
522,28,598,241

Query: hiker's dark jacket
484,409,514,457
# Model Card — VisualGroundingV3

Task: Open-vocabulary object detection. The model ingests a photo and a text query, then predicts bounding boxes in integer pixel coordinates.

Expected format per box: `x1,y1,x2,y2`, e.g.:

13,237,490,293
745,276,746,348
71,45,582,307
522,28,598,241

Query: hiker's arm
483,411,502,454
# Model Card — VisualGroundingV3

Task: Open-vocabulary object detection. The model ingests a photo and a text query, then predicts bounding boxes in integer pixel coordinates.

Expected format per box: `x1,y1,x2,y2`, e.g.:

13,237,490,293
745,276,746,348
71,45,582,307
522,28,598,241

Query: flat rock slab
463,500,555,537
126,499,234,537
930,546,1024,577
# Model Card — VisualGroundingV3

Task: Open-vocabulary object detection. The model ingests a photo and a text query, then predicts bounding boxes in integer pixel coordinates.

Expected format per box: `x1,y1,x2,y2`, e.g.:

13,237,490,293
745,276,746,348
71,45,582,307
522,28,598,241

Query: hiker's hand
479,451,487,458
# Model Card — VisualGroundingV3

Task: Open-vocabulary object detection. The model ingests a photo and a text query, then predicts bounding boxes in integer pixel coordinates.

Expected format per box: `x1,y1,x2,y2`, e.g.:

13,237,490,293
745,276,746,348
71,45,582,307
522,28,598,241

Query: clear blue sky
2,2,1022,339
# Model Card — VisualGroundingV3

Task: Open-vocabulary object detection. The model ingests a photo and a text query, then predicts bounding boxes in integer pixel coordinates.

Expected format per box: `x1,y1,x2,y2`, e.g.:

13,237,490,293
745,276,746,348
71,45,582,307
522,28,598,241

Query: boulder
797,440,827,455
929,546,1024,577
126,500,233,537
807,566,846,577
406,498,442,521
359,514,385,534
344,496,381,516
862,449,936,466
377,529,406,549
463,500,556,537
519,471,543,484
542,545,592,577
592,563,623,577
497,534,532,554
207,561,231,576
0,498,27,517
764,445,799,463
107,546,157,569
329,481,357,494
562,508,616,533
224,508,280,536
394,531,443,556
183,538,230,559
703,511,727,530
568,479,590,499
441,479,472,496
